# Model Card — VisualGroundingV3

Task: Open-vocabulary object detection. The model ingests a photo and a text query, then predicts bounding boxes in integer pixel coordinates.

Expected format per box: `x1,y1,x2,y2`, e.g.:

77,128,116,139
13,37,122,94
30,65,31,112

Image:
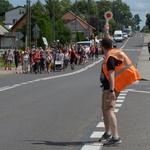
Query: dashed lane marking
116,104,122,107
114,109,119,113
117,96,126,99
81,143,103,150
117,100,124,102
96,122,105,128
123,49,141,51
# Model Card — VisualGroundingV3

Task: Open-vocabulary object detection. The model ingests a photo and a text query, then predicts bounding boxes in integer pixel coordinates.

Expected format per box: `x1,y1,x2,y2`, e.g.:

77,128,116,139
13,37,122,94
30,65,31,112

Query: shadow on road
25,140,97,147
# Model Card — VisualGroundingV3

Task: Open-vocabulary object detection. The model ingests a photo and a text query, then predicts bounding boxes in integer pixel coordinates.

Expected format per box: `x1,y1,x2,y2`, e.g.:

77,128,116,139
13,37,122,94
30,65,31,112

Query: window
70,22,75,27
13,19,17,24
19,9,22,14
19,9,25,15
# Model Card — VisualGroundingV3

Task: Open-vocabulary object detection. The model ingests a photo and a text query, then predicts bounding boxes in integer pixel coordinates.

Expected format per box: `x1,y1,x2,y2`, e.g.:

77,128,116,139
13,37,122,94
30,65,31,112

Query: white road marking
117,100,124,102
0,58,103,92
114,109,119,113
119,93,126,95
120,37,130,49
127,89,150,94
81,143,103,150
90,131,104,138
116,104,122,107
117,96,125,99
123,49,141,51
96,122,105,128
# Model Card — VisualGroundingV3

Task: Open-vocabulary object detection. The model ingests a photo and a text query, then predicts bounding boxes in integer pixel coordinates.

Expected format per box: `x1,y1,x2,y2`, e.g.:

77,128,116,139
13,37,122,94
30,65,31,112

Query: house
11,14,26,31
0,6,26,52
2,6,26,29
62,11,95,41
0,25,16,56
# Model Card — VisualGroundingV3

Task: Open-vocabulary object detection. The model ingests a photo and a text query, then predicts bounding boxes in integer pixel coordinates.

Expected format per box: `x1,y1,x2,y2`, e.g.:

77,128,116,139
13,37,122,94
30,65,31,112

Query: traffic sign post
104,11,113,25
32,24,40,47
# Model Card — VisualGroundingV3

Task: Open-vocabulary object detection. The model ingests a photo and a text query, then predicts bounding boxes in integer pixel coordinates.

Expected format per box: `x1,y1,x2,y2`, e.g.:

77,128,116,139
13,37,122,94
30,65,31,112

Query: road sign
32,24,40,40
104,11,113,24
15,32,24,40
32,24,40,32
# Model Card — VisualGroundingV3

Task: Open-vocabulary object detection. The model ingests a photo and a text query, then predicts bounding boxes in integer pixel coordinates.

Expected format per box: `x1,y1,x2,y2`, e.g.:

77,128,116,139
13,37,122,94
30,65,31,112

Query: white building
3,6,25,29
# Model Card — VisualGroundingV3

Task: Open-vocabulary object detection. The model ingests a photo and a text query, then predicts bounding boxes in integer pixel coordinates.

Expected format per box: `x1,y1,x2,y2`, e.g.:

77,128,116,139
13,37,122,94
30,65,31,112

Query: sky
9,0,150,29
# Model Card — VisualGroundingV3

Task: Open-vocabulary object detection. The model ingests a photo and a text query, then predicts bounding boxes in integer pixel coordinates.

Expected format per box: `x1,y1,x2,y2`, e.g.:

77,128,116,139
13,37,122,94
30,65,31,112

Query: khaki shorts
101,90,120,111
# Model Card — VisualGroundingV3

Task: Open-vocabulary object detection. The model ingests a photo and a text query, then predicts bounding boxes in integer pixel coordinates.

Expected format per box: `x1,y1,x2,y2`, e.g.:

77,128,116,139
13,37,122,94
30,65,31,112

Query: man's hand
104,24,109,33
109,92,116,101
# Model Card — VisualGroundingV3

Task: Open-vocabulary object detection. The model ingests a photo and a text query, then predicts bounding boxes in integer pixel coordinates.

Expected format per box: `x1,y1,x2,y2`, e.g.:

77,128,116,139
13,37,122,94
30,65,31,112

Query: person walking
99,24,140,146
32,48,40,74
148,41,150,60
39,50,46,74
3,51,8,70
70,46,77,70
14,48,20,70
64,49,70,69
22,51,29,73
45,50,52,73
7,49,13,70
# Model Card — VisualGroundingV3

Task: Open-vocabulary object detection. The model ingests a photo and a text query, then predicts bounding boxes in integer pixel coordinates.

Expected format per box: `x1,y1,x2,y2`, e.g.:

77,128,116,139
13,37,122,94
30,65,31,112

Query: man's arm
104,24,111,39
109,70,116,100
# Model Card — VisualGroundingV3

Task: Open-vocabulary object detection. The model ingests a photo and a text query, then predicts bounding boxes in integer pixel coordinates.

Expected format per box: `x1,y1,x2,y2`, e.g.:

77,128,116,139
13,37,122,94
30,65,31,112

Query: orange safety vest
102,49,141,92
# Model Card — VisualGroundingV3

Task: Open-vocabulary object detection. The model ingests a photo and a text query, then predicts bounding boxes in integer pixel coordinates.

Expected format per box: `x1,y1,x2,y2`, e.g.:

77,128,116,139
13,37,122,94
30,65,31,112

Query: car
99,39,117,54
114,30,123,42
123,32,128,39
112,39,117,48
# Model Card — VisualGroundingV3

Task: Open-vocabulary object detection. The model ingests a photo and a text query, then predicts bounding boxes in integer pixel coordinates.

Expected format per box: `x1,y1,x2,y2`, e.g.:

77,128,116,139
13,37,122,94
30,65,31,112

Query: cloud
135,2,145,9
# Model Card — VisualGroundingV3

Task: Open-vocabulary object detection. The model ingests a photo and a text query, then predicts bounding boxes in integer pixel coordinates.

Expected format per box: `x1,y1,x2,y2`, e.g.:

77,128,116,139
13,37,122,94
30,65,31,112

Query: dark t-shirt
100,56,122,90
14,51,20,60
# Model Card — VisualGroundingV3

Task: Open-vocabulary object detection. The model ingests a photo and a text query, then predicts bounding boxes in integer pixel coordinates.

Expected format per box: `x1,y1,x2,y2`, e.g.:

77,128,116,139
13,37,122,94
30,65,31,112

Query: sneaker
98,132,111,142
103,137,122,146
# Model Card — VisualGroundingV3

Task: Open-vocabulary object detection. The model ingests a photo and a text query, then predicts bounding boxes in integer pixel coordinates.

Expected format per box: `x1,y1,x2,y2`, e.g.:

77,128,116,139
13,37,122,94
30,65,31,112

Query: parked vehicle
114,30,123,42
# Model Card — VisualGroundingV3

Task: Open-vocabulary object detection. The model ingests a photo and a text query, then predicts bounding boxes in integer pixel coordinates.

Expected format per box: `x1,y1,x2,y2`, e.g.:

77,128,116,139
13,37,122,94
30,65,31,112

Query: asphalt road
0,33,150,150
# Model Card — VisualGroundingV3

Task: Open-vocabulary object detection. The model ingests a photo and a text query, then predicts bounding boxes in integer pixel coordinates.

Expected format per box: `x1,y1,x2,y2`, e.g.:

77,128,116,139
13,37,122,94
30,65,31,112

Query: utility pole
52,0,55,42
75,0,77,43
26,0,31,49
87,0,90,40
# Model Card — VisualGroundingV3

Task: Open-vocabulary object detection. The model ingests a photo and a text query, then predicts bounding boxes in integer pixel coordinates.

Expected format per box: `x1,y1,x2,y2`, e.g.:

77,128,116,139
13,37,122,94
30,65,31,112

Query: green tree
146,13,150,30
36,18,53,48
0,0,13,14
45,0,72,45
133,14,141,31
77,32,86,41
45,0,62,20
31,0,50,23
60,0,72,14
31,0,53,47
55,19,72,45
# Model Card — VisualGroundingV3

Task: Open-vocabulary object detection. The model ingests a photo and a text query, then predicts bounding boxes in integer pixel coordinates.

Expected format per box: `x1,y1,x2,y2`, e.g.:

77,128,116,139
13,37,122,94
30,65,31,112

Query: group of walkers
2,44,100,74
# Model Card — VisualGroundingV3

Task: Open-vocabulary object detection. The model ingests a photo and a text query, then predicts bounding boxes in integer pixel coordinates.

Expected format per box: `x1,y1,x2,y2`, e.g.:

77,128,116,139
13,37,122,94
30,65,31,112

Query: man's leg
99,90,112,142
106,110,119,137
103,91,122,146
102,110,110,133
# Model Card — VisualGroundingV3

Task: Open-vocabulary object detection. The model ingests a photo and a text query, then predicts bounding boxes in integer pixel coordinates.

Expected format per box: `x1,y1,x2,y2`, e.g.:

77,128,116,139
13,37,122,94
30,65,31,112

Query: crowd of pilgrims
3,44,101,74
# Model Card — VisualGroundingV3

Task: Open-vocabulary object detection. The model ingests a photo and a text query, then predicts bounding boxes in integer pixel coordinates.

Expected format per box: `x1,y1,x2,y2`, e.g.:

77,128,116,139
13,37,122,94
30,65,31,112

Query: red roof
62,11,95,30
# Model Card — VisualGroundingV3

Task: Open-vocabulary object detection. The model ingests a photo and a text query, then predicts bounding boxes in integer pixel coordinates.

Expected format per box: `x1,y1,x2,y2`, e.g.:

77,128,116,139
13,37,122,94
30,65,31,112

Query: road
0,33,149,150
